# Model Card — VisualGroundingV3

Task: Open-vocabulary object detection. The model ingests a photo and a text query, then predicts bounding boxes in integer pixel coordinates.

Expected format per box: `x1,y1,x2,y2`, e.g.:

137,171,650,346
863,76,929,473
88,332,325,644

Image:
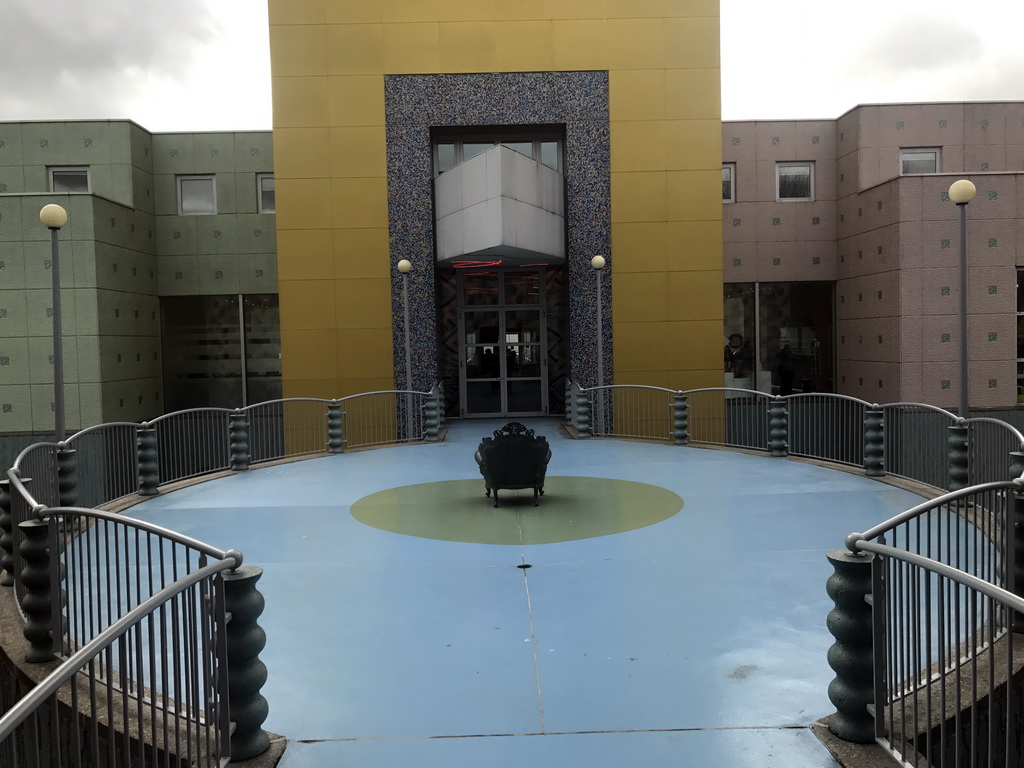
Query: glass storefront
160,294,282,411
724,282,834,395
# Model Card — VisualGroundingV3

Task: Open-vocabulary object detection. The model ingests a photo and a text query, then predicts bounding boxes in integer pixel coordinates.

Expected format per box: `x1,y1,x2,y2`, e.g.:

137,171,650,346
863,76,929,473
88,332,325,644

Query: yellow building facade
268,0,723,417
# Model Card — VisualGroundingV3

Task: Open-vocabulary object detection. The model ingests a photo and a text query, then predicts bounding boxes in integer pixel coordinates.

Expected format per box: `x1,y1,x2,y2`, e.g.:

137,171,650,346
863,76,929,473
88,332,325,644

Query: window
433,134,564,176
49,167,90,193
257,173,275,213
177,175,216,215
722,164,736,203
776,162,814,201
900,148,940,174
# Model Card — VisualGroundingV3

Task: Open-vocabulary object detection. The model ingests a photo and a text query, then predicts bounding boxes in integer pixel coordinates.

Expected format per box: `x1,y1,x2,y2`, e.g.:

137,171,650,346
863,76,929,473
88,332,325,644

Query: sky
2,0,1024,132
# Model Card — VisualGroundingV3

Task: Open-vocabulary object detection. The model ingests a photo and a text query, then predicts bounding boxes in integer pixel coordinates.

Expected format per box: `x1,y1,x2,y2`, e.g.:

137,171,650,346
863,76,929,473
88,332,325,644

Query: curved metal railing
569,382,1024,489
0,557,236,767
842,479,1024,767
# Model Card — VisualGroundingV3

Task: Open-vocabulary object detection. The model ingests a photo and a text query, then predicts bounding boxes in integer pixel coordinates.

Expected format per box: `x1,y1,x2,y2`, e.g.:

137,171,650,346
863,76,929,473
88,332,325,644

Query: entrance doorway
458,269,548,417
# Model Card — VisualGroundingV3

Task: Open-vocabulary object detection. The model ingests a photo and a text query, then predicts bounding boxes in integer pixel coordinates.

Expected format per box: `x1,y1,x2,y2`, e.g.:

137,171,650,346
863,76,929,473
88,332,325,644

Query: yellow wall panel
666,120,722,171
327,76,385,127
551,20,610,70
274,178,333,230
271,76,329,128
665,69,721,121
666,320,727,370
667,221,724,268
336,376,394,398
328,24,384,75
609,70,666,122
269,0,326,26
667,271,726,322
335,278,393,329
279,329,339,379
614,273,669,323
610,172,667,223
439,22,498,73
667,369,724,392
284,377,340,399
664,17,720,70
268,25,328,77
271,0,723,400
548,0,611,19
611,222,669,273
336,328,394,378
607,19,666,70
326,0,382,24
382,23,441,73
484,0,550,22
610,121,667,173
273,127,332,179
329,127,386,178
612,321,669,372
276,229,334,281
333,228,391,279
331,178,388,229
384,0,449,23
279,280,337,330
667,170,723,222
493,21,554,70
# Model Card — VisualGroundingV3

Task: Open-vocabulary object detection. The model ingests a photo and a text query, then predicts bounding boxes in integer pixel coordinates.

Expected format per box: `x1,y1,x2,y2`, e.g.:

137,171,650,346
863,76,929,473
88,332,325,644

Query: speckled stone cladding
384,72,611,395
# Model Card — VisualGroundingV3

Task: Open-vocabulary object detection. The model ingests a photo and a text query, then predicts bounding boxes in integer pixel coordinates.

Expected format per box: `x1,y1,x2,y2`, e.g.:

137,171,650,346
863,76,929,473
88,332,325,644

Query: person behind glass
775,343,795,396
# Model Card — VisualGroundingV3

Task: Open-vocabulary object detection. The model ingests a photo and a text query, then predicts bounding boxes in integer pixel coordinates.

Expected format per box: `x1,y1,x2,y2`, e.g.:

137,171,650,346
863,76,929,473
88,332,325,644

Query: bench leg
533,487,539,506
493,489,499,508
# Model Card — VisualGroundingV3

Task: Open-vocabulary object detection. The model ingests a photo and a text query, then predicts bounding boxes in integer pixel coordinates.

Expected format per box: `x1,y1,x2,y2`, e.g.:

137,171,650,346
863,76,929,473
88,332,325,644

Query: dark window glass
778,165,812,200
51,169,89,192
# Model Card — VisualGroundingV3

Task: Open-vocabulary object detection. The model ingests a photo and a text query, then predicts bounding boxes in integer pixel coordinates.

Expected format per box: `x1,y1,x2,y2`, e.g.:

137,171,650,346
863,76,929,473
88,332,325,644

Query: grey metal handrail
849,480,1020,547
0,558,235,766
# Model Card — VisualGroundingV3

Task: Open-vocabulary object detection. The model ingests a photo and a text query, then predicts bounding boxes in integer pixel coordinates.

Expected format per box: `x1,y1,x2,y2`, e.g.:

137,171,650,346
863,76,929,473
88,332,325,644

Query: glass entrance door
458,270,548,417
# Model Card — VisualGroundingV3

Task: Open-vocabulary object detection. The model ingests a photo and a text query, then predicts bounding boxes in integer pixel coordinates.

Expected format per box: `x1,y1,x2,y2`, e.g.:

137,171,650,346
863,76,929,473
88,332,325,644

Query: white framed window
722,164,736,203
177,175,216,215
257,173,275,213
900,148,940,174
49,166,90,193
776,162,814,201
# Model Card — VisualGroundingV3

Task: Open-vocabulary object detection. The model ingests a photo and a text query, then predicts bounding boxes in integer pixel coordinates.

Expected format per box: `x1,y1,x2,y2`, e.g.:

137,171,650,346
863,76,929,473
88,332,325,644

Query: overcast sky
2,0,1023,132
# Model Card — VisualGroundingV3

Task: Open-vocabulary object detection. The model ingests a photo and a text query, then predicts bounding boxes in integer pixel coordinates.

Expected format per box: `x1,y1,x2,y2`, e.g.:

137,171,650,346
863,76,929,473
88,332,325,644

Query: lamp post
397,259,413,438
40,204,69,441
948,179,976,419
591,255,606,433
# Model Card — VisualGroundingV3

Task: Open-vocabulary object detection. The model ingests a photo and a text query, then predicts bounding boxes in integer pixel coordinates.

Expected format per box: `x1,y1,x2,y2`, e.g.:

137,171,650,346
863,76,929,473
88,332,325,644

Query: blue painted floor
128,418,923,767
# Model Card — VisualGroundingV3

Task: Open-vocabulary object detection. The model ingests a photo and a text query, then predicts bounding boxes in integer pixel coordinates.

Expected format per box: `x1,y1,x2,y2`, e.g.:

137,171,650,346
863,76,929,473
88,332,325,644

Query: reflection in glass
437,142,456,173
505,310,540,341
464,311,499,345
466,346,499,379
463,273,499,305
504,272,540,304
467,381,502,414
540,141,559,170
506,345,541,377
502,141,533,157
507,380,542,413
463,142,491,161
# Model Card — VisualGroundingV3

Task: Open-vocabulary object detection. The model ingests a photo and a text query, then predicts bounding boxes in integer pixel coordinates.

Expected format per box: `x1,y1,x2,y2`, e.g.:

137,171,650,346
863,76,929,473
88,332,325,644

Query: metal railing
0,558,234,767
839,481,1024,767
0,386,443,765
568,382,1024,490
566,381,1024,765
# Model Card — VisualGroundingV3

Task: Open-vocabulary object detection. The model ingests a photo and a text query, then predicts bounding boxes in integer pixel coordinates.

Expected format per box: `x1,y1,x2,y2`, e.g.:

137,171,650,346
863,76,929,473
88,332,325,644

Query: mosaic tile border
384,72,611,396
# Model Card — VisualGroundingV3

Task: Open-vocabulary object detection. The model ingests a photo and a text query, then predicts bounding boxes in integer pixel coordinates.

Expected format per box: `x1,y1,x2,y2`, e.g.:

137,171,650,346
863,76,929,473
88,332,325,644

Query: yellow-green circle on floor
350,476,683,544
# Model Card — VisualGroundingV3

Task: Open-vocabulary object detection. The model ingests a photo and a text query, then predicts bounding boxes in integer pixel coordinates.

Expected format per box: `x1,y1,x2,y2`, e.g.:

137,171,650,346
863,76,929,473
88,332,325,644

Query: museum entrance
457,269,548,417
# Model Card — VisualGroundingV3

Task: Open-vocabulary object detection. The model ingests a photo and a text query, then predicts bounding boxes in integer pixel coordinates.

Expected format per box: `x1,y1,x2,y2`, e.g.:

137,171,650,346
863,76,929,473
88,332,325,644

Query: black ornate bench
474,422,552,507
